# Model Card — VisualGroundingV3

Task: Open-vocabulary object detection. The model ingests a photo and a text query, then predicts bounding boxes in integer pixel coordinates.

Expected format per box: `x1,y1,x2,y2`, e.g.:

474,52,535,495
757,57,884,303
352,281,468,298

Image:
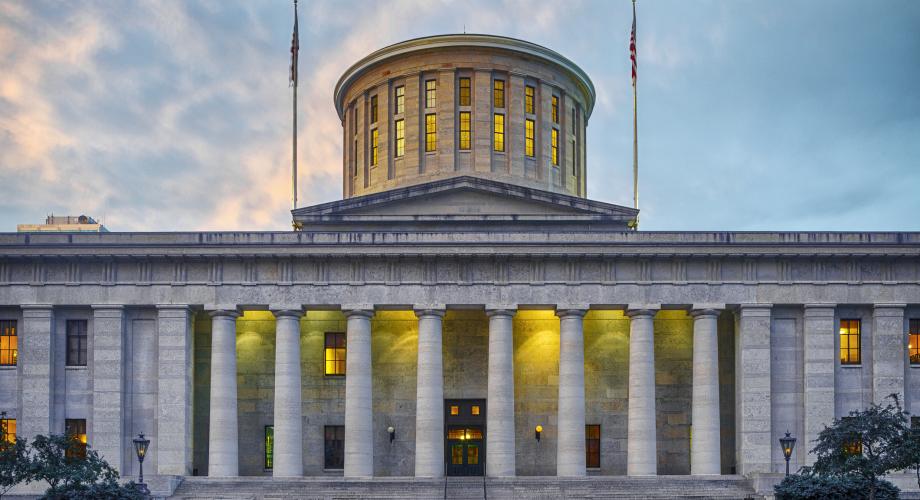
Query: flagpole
632,0,639,229
291,0,298,214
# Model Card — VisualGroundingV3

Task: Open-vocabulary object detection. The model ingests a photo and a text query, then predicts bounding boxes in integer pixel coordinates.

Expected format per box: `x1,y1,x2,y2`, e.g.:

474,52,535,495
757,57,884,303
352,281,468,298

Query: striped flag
630,1,637,87
289,1,299,87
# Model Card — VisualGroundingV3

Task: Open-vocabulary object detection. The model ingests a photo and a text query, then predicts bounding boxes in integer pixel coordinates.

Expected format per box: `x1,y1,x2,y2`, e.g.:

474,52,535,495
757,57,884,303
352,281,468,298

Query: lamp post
387,426,395,443
132,433,151,497
534,425,543,442
779,431,796,477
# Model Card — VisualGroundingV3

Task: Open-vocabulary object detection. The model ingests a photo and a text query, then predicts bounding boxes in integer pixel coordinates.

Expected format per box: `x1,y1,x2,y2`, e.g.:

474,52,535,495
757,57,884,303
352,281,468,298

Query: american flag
630,2,637,87
290,1,299,87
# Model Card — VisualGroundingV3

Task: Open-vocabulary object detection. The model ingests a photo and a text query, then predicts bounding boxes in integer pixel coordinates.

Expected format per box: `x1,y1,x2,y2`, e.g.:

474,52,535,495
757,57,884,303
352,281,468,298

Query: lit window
586,424,600,468
371,129,379,166
493,80,504,108
395,86,405,114
0,417,15,444
909,319,920,365
370,95,378,124
264,425,273,469
841,417,862,455
66,320,87,367
425,113,437,152
458,77,471,106
425,79,436,109
395,119,405,157
471,405,480,416
324,332,346,376
459,111,471,150
525,119,535,157
450,405,459,416
525,85,535,114
840,319,861,365
493,114,505,152
65,418,87,458
551,95,559,123
551,129,559,166
0,320,17,366
324,425,345,469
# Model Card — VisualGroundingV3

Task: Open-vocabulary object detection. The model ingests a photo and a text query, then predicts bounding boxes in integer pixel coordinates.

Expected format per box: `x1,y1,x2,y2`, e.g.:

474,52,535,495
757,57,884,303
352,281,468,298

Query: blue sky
1,0,918,231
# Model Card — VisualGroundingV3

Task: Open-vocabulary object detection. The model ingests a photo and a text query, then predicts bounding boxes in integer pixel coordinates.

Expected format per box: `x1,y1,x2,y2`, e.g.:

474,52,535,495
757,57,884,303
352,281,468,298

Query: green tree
28,434,144,500
900,419,920,490
0,436,31,499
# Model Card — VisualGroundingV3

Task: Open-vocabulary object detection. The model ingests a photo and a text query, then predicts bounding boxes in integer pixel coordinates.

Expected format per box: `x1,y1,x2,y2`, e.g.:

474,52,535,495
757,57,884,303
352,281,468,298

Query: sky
1,0,918,232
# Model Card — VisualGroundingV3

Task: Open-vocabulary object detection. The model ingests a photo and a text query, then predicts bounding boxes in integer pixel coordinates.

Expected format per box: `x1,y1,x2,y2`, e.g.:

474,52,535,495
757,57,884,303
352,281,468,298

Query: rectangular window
841,417,863,455
353,138,358,176
493,80,505,108
525,119,535,157
65,418,87,458
324,425,345,469
471,405,480,416
572,107,576,133
370,95,378,124
458,77,471,106
66,320,87,367
0,418,15,444
551,95,559,123
493,114,505,152
264,425,274,469
395,119,405,157
324,332,346,376
395,86,405,114
910,319,920,365
572,139,577,175
586,424,601,468
425,79,436,109
525,85,535,114
425,113,437,152
459,111,471,150
371,129,379,166
0,320,17,366
840,319,861,365
551,129,559,166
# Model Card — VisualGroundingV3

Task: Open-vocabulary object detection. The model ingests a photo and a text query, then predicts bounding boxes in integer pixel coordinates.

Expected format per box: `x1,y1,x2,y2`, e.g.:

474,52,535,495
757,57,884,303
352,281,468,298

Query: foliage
774,473,899,500
807,394,909,500
0,436,31,499
900,420,920,490
27,434,145,500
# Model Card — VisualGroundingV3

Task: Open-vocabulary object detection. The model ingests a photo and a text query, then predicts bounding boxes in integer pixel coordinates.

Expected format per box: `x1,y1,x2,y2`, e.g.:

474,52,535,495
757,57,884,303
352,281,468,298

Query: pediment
292,176,638,231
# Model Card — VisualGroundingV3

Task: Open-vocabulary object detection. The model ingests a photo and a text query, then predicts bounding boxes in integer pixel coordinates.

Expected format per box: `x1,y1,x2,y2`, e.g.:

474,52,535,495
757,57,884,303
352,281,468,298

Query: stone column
627,308,658,476
414,308,445,477
556,308,587,477
486,308,516,477
156,305,194,475
344,308,375,478
873,304,906,405
271,308,304,477
91,305,126,473
736,304,773,475
18,305,54,440
690,308,721,475
208,309,240,477
803,304,836,466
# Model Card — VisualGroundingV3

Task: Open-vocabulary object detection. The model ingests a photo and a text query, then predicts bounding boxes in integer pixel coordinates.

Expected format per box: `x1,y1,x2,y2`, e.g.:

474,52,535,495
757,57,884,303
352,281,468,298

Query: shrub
774,473,899,500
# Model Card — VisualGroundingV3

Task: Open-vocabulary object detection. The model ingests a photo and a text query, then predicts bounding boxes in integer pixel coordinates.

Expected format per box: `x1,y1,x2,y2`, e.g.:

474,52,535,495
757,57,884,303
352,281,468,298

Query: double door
444,399,486,476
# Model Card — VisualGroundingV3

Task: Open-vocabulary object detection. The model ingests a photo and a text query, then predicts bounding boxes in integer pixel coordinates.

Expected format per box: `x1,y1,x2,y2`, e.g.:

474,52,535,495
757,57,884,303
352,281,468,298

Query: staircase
169,475,761,500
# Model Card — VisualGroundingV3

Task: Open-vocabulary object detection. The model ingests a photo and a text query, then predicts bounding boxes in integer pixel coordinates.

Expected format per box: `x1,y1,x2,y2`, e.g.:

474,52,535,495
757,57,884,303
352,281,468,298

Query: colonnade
205,304,725,478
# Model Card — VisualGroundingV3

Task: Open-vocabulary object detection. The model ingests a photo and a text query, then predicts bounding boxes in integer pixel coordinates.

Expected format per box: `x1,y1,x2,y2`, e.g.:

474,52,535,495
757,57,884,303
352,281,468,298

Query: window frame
493,113,505,152
324,332,346,376
551,95,559,123
371,128,379,166
64,418,87,458
839,318,861,365
493,79,505,109
525,85,535,114
586,424,601,468
370,94,378,124
0,417,15,444
324,425,345,470
458,77,471,107
525,119,535,157
571,139,577,175
394,119,405,157
909,319,919,365
66,319,88,367
264,425,274,470
425,113,437,152
425,79,437,109
0,320,17,366
459,111,471,151
551,129,559,166
394,86,405,115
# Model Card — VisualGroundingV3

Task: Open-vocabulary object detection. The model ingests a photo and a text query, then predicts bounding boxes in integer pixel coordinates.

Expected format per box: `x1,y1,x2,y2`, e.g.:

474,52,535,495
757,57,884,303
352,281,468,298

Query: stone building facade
0,35,919,496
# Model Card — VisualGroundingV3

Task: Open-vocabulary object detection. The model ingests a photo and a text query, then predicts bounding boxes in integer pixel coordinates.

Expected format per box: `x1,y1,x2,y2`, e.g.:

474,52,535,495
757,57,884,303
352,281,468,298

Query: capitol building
1,35,918,498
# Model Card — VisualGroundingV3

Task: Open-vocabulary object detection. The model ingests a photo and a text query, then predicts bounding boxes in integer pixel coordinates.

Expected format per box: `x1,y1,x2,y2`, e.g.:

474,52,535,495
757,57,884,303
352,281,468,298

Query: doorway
444,399,486,476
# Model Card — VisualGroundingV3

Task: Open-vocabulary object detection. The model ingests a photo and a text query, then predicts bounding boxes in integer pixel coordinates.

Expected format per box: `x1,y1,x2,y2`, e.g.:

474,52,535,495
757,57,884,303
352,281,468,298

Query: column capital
208,308,241,319
690,308,721,319
90,304,125,311
271,308,305,319
738,303,772,316
414,307,446,318
626,308,658,318
486,308,516,318
873,303,906,312
156,304,192,311
20,304,53,314
343,309,375,319
555,308,587,319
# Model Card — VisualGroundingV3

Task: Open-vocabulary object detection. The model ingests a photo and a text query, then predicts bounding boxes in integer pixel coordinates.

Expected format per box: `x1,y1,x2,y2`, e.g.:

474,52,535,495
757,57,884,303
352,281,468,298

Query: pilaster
736,304,773,475
91,305,126,473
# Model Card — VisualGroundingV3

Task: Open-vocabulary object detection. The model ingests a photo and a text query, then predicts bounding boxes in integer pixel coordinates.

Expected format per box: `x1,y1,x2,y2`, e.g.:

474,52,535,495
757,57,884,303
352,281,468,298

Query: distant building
16,215,108,233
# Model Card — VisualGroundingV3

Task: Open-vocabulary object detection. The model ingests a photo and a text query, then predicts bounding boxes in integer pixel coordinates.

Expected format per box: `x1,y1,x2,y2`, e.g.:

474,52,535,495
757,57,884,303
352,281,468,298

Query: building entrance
444,399,486,476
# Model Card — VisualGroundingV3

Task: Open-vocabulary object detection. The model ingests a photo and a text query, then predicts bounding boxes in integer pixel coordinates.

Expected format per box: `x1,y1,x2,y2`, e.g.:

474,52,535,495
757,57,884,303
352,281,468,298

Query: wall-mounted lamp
535,425,543,442
387,426,396,443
